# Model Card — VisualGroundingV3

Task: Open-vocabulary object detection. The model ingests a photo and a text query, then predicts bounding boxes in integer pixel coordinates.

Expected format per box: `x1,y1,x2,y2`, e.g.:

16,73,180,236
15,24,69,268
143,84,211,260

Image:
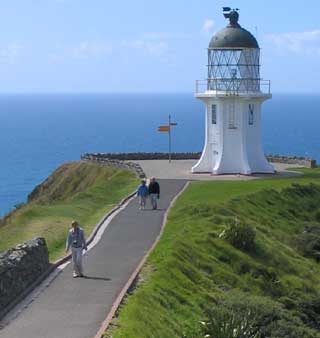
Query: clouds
50,33,172,64
0,43,23,64
51,41,113,63
69,41,113,59
265,30,320,55
122,34,169,57
202,19,215,33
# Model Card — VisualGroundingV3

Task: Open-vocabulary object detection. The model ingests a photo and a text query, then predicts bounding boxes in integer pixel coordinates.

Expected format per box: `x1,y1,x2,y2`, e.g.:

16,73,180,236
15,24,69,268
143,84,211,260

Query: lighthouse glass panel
208,48,260,92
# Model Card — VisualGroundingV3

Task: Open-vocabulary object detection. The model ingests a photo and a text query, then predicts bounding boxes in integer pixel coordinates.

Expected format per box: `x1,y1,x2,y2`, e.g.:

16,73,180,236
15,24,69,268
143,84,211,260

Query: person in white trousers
66,220,87,278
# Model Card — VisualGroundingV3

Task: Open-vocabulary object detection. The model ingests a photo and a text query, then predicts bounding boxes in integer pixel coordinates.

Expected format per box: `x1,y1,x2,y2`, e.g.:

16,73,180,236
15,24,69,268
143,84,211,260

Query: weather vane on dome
222,7,240,25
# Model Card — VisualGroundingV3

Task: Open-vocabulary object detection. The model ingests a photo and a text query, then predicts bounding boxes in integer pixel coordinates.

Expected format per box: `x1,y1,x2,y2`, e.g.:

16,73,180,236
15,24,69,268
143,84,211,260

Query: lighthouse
192,8,274,175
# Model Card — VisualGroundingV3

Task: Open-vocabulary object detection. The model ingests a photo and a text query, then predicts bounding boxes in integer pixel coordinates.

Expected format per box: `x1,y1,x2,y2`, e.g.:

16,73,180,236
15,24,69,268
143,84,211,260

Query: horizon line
0,91,319,95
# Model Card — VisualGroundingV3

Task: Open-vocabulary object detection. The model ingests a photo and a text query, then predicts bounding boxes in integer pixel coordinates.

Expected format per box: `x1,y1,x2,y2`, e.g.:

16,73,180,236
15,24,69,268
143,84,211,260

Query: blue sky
0,0,319,93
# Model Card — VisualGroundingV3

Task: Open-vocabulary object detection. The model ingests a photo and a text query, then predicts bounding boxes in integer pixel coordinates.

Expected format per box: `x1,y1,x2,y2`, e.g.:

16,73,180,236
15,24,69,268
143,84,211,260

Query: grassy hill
106,168,320,338
0,162,138,261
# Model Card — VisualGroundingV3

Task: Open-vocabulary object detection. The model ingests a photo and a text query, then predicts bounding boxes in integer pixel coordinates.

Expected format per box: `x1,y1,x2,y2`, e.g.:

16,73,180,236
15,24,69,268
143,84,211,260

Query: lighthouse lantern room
192,8,274,175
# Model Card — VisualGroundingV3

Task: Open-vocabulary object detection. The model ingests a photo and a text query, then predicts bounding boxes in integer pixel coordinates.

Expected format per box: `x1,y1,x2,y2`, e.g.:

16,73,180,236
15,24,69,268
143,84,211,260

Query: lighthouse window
248,104,254,125
211,105,217,124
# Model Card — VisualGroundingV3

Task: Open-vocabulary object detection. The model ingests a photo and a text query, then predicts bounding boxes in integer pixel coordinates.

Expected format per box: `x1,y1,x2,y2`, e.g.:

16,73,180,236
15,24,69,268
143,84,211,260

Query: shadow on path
137,208,166,212
82,276,111,282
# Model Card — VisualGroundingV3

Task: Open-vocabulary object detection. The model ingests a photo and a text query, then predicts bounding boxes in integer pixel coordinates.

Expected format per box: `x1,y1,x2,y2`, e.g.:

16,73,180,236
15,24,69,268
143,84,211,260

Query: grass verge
0,162,138,261
106,168,320,338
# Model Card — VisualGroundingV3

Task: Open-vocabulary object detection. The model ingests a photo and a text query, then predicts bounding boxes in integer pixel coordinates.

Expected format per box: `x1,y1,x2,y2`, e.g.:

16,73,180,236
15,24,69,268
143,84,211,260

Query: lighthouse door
227,100,236,129
210,104,219,166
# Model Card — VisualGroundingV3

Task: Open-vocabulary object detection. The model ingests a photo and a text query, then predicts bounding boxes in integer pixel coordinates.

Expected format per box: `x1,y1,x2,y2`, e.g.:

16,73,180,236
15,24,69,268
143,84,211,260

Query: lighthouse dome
209,10,259,49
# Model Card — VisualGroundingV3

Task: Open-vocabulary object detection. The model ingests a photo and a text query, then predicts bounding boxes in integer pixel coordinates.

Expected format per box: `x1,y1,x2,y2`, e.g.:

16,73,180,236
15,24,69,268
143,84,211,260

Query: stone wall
81,152,317,168
81,154,146,178
82,152,201,161
266,155,317,168
0,238,50,316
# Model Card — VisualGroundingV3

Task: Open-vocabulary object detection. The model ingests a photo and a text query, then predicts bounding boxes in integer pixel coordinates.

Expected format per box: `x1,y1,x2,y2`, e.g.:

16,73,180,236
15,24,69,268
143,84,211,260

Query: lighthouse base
191,159,275,176
191,93,275,176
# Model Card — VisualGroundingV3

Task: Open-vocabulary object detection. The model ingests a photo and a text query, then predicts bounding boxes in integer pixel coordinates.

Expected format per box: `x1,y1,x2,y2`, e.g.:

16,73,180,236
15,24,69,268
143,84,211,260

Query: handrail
195,78,271,95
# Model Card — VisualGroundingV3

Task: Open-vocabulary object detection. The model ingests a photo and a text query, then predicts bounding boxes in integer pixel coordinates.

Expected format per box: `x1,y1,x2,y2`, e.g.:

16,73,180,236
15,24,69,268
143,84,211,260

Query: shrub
184,292,320,338
198,305,261,338
184,292,277,338
267,318,319,338
220,220,256,252
297,225,320,262
298,296,320,331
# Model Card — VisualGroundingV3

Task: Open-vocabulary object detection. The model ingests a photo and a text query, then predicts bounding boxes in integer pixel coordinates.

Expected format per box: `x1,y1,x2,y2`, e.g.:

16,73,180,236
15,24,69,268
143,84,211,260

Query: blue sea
0,93,319,217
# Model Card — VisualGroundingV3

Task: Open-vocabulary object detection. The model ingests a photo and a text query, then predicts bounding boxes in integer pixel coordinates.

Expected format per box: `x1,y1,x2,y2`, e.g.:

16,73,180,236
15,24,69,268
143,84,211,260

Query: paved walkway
0,179,187,338
134,160,303,181
0,160,302,338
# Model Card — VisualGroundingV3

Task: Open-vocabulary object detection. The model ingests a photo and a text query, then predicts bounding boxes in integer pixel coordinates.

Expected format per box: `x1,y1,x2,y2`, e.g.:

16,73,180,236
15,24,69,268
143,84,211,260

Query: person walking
148,177,160,210
137,179,149,209
66,220,87,278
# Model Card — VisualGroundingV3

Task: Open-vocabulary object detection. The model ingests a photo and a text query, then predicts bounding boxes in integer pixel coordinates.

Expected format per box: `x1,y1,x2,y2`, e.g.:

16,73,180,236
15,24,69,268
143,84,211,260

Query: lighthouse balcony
195,78,271,97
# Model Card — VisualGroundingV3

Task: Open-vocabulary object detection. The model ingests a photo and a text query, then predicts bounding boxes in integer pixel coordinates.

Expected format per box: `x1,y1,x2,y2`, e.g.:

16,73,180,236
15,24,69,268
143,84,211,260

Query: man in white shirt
66,220,87,278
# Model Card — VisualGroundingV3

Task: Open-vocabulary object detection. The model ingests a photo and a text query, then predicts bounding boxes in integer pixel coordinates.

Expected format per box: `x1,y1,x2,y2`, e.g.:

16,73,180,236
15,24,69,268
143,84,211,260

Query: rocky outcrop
0,238,50,315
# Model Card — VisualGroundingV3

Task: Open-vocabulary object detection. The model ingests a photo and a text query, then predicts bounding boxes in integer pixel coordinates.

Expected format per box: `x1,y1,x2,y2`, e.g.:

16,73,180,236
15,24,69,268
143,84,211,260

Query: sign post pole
169,115,172,163
157,117,177,164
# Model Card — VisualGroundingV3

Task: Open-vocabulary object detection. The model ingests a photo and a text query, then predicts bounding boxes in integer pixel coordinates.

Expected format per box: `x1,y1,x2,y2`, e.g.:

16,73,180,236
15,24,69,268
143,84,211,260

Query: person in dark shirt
148,177,160,210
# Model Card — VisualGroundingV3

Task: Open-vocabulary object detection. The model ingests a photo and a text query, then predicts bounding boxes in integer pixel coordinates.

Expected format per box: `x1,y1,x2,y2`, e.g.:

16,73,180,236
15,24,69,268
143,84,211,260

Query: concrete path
134,160,303,181
0,179,187,338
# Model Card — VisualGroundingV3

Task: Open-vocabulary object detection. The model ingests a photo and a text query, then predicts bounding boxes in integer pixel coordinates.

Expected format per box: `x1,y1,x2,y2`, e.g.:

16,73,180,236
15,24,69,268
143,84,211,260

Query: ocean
0,93,319,217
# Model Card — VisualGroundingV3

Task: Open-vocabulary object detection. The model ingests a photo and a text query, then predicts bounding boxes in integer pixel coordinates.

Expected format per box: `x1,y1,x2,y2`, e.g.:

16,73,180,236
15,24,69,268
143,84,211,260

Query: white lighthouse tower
192,8,274,175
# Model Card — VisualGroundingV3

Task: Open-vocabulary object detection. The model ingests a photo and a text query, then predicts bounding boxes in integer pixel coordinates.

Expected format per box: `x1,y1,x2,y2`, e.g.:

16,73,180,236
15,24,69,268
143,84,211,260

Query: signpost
158,115,178,163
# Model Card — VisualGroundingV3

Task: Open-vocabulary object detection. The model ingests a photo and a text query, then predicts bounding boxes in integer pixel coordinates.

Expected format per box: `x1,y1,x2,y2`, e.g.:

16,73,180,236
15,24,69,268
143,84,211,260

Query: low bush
296,225,320,262
185,292,320,338
297,296,320,331
220,220,256,252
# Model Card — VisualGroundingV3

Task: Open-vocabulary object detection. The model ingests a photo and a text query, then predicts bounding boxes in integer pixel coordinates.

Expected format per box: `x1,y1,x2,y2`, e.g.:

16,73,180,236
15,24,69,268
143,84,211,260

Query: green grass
106,168,320,338
0,162,138,261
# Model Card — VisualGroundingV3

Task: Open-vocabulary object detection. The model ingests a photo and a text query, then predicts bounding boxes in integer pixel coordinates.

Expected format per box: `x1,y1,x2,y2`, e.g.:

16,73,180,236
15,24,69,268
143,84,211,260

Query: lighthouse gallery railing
195,79,271,95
